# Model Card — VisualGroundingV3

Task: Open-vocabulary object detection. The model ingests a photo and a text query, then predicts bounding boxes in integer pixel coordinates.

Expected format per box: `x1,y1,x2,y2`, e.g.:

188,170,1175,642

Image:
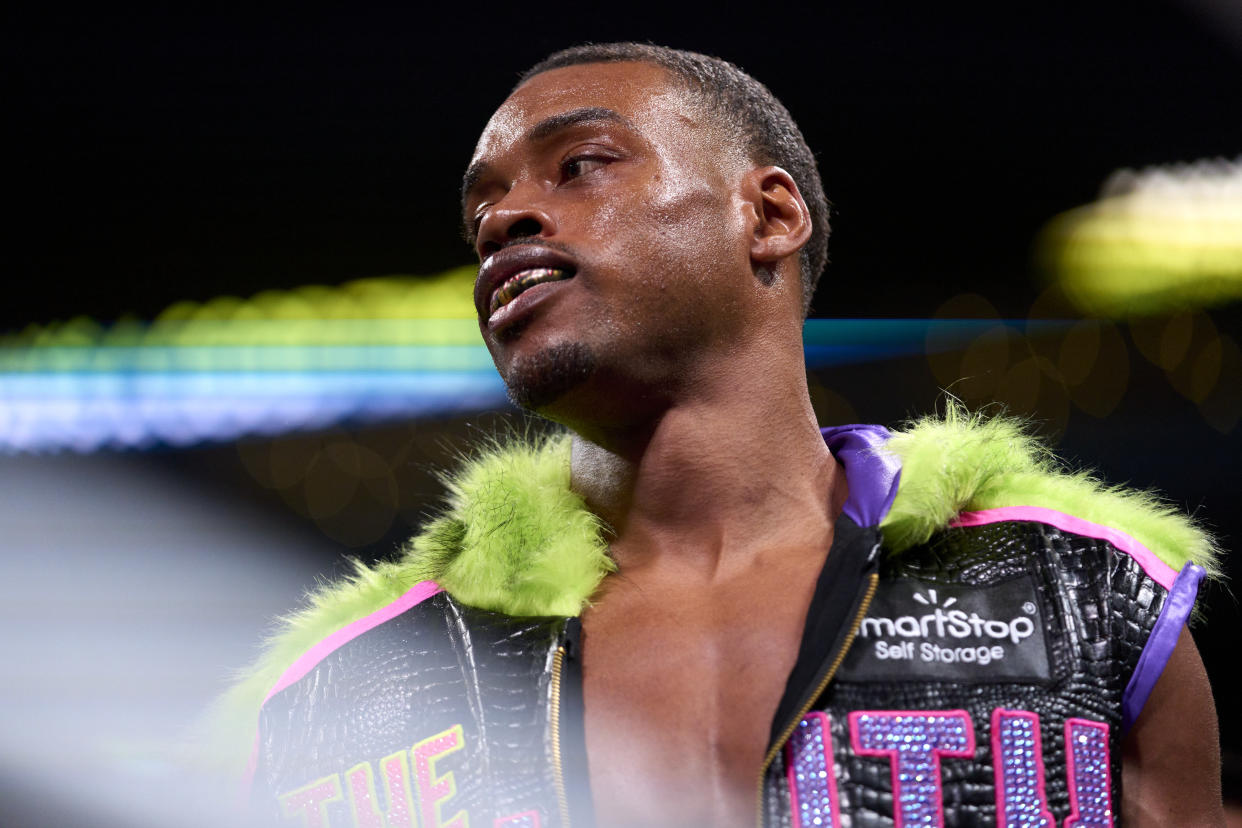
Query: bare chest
580,574,818,828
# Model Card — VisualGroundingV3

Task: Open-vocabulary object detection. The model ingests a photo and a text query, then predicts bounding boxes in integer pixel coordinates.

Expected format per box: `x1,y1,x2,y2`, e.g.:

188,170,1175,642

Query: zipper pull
563,617,582,660
865,526,883,566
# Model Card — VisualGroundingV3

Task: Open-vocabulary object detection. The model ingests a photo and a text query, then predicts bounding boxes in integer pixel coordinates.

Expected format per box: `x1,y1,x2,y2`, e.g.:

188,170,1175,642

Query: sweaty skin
1122,629,1225,826
466,60,1224,826
468,61,829,827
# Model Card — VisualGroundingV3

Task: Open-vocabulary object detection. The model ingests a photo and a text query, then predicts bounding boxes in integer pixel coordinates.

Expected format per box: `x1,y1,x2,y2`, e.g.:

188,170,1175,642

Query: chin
502,341,597,412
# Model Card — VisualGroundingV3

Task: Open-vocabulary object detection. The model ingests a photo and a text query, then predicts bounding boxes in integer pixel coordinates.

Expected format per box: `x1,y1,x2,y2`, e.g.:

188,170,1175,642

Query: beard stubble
502,341,597,412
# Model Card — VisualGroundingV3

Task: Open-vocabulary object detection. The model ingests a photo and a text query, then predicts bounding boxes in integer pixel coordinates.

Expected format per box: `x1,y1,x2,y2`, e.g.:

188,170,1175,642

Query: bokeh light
3,265,1082,453
0,267,509,453
1042,157,1242,317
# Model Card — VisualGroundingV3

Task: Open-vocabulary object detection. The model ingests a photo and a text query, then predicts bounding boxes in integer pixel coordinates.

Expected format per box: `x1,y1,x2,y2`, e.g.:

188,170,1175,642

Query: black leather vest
761,518,1175,828
252,590,575,827
252,515,1179,828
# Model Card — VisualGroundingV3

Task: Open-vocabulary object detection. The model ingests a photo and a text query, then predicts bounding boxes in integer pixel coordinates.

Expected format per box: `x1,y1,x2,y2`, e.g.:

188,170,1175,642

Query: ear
745,165,812,266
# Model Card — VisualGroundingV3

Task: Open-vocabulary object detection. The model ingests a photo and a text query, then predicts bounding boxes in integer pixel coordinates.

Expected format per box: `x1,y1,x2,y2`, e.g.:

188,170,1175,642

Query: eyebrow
460,107,635,238
526,106,632,142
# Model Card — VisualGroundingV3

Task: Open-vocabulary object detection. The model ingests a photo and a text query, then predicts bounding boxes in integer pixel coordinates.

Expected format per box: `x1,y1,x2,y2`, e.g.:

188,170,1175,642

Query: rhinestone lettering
991,709,1054,828
1064,718,1113,828
279,774,344,828
785,711,840,828
849,710,975,828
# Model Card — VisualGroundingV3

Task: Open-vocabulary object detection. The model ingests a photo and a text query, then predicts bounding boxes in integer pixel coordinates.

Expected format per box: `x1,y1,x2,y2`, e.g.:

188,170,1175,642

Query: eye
561,155,609,180
469,204,491,237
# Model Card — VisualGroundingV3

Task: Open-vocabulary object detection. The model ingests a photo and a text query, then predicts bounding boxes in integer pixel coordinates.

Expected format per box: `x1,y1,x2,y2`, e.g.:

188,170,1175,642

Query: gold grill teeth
490,267,570,314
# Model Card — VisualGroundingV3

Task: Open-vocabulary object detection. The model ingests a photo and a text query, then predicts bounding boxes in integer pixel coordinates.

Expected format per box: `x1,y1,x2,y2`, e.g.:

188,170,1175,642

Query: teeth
490,267,571,313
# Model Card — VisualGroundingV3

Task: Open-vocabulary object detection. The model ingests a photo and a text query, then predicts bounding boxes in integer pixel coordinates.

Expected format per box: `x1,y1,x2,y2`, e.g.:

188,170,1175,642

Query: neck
569,339,847,578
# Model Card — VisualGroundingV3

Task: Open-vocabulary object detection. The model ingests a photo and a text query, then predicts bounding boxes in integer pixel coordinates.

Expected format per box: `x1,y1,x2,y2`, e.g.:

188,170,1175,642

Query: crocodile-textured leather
253,591,569,827
762,520,1166,827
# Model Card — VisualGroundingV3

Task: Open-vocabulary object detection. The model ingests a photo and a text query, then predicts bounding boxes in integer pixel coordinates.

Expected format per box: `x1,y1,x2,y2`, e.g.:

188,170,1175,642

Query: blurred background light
2,266,1076,453
1043,157,1242,317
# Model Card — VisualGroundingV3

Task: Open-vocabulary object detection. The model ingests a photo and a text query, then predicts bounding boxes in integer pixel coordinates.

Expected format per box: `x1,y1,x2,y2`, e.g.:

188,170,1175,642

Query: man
225,44,1224,826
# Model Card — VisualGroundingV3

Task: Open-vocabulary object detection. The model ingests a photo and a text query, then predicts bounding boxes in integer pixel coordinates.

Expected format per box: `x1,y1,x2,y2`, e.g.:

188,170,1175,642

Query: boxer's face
463,61,755,416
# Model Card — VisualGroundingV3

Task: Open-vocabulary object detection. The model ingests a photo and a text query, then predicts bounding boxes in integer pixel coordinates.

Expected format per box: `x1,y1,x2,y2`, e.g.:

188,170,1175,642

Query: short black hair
519,42,829,315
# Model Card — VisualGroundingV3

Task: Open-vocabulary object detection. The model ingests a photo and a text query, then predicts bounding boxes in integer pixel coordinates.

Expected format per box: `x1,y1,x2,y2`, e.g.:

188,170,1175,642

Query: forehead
471,61,719,166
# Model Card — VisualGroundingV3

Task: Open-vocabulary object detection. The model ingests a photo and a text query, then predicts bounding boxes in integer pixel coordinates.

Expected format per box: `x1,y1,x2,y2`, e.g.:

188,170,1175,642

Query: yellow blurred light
1042,158,1242,317
3,266,483,354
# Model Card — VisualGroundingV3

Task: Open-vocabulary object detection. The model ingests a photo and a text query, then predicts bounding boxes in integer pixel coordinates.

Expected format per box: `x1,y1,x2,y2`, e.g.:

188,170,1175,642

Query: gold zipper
550,644,571,828
753,571,878,827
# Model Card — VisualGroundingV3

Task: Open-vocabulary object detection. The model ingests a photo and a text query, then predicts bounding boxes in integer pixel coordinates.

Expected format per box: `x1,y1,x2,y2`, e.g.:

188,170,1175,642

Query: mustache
482,237,580,265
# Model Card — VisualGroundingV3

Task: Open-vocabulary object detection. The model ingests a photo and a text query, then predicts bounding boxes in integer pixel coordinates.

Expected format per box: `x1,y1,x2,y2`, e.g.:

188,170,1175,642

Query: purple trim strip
821,424,899,527
1121,562,1204,731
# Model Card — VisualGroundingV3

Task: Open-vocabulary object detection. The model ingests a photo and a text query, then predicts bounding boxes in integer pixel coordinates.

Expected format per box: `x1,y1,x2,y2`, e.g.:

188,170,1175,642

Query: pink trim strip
242,738,261,808
951,507,1176,590
263,580,443,705
241,580,444,794
494,810,541,828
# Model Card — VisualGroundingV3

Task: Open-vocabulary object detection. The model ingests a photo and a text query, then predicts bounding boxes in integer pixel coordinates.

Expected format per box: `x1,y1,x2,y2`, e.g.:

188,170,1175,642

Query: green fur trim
202,410,1219,776
879,404,1222,582
191,556,433,776
196,434,610,776
410,434,614,616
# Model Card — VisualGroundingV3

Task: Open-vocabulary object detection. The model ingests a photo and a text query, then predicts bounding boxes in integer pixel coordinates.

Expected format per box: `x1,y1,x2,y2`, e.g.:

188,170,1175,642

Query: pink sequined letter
279,774,344,828
785,711,840,828
412,724,468,828
991,709,1054,828
346,752,416,828
849,710,975,828
1064,718,1113,828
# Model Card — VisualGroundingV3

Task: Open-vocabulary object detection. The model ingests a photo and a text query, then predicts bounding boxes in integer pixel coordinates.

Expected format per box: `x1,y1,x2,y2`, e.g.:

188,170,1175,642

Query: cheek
593,179,745,282
585,187,751,349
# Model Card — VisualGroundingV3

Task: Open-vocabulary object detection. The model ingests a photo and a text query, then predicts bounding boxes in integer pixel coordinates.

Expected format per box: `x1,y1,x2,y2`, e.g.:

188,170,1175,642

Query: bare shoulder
1122,627,1225,827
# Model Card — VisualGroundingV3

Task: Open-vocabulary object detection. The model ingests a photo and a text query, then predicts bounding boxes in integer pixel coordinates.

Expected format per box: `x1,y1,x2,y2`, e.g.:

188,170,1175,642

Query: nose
475,186,556,258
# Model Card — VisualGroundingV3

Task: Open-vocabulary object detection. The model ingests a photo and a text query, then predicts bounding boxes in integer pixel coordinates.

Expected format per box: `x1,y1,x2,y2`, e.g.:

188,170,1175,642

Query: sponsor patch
837,577,1052,683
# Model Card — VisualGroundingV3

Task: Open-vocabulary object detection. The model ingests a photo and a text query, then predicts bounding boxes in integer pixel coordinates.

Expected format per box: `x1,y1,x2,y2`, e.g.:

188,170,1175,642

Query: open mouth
489,267,574,314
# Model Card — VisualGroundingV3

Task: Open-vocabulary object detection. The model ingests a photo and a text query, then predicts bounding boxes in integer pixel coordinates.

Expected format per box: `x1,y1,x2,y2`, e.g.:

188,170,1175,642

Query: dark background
3,2,1240,819
8,3,1240,326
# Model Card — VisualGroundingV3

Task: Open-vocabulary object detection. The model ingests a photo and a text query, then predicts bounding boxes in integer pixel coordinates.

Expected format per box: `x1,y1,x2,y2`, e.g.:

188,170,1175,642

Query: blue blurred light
1,319,1065,452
